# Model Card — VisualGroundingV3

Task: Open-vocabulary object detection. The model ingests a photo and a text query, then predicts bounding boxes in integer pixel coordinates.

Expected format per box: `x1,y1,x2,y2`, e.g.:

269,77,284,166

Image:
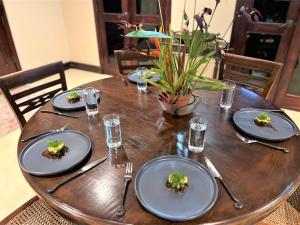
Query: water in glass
103,114,122,148
136,67,147,93
188,117,207,152
220,82,236,110
83,87,99,117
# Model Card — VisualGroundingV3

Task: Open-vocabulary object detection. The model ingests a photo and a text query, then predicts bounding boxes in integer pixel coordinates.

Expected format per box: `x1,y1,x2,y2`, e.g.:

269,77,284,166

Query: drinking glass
136,67,147,93
83,87,99,117
220,82,236,110
188,117,207,153
103,113,122,148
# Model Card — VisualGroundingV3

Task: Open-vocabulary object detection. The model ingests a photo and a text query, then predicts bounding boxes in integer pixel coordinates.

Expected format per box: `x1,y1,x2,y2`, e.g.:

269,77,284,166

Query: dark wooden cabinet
230,0,300,111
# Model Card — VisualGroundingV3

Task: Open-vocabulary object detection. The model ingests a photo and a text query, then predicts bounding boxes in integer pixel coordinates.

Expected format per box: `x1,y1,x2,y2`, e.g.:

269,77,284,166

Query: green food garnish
67,90,80,99
168,172,188,189
47,140,65,154
255,112,271,123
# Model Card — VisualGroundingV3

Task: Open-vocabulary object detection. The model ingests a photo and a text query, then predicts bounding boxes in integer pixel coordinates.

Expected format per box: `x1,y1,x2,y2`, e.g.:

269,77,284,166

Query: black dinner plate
134,156,218,221
51,89,99,111
19,130,91,176
127,69,160,84
233,109,297,141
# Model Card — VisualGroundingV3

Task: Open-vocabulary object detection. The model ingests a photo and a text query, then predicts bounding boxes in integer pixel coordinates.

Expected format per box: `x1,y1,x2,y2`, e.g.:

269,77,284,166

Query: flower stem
208,3,218,28
222,20,233,39
192,0,196,30
157,0,165,33
199,58,212,77
177,0,187,76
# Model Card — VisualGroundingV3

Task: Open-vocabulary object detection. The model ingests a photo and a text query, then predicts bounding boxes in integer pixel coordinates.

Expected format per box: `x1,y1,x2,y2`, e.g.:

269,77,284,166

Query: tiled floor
0,69,299,223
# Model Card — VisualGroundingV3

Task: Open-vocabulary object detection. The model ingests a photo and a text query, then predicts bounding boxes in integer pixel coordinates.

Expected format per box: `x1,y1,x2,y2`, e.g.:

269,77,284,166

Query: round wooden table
18,77,300,225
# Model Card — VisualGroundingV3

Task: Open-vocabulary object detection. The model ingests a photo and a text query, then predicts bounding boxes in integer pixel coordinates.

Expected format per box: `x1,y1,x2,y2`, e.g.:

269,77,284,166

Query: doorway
93,0,171,75
0,1,21,76
274,14,300,111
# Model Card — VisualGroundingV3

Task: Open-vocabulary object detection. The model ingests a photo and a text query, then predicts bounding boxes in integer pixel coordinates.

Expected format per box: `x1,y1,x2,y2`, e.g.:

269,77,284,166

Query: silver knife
239,107,284,112
204,157,244,209
41,110,79,118
47,156,107,193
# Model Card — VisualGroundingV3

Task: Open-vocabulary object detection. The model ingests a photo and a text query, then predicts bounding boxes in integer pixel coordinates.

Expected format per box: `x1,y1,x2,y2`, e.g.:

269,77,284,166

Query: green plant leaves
125,30,172,39
189,31,205,59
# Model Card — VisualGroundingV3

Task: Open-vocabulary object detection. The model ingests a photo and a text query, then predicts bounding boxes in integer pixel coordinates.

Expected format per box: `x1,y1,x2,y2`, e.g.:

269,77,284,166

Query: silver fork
236,132,289,153
116,162,133,217
119,74,128,86
21,125,68,142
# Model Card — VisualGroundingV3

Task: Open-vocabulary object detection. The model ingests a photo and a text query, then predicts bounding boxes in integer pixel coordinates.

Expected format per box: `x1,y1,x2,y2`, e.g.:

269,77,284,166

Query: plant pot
158,93,202,116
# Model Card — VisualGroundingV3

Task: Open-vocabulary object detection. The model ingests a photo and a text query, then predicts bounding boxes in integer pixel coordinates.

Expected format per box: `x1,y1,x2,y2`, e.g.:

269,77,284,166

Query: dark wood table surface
18,77,300,225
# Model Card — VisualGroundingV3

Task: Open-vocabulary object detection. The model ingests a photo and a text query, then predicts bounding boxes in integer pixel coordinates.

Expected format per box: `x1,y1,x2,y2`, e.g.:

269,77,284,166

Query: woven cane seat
2,186,300,225
2,196,76,225
262,186,300,225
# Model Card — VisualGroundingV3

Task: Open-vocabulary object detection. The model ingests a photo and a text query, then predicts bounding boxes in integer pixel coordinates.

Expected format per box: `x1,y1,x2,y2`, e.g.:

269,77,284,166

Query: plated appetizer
254,112,271,127
166,172,189,194
42,140,68,159
67,90,81,103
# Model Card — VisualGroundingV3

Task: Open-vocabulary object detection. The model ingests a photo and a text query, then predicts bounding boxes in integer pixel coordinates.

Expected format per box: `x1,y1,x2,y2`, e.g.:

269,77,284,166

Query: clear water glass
136,67,147,93
220,82,236,110
103,113,122,148
188,117,207,153
83,87,99,117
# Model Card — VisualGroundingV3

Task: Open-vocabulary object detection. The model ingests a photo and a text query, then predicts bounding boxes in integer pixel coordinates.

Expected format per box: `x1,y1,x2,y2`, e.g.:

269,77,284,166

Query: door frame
230,0,300,64
93,0,171,75
274,14,300,111
0,0,21,72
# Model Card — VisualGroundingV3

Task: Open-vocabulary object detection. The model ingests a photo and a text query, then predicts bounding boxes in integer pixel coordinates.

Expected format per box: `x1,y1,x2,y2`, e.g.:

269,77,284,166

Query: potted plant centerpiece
120,0,259,116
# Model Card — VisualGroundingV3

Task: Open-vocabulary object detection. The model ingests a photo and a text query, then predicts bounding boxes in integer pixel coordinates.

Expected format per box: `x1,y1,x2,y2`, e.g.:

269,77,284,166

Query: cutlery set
47,156,107,193
236,132,289,153
41,110,79,118
117,162,133,217
21,125,68,142
120,74,128,86
204,157,243,209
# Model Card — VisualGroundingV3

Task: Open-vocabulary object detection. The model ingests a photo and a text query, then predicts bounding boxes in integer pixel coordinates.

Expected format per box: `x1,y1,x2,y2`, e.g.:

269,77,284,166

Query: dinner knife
204,157,244,209
41,110,79,118
47,156,107,194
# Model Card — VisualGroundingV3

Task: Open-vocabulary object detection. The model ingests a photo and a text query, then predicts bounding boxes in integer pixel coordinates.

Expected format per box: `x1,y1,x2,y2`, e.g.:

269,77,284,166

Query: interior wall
171,0,237,78
171,0,236,42
60,0,99,66
3,0,70,70
2,0,236,74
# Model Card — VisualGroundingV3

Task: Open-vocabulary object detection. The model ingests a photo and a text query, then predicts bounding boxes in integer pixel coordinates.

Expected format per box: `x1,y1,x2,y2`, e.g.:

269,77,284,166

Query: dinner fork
119,74,128,86
21,125,68,142
236,132,289,153
116,162,133,217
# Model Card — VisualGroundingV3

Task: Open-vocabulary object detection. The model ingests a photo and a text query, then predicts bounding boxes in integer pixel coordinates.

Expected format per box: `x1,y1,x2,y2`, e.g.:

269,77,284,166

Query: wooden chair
219,53,282,100
1,196,75,224
0,61,67,128
114,50,157,75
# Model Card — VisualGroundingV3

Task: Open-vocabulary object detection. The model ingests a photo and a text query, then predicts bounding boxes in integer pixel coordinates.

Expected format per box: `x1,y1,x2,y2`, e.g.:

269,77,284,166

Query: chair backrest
220,53,282,100
0,61,67,127
114,50,157,75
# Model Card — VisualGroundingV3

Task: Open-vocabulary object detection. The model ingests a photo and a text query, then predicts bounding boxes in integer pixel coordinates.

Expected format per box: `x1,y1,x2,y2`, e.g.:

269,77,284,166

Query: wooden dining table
17,76,300,225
